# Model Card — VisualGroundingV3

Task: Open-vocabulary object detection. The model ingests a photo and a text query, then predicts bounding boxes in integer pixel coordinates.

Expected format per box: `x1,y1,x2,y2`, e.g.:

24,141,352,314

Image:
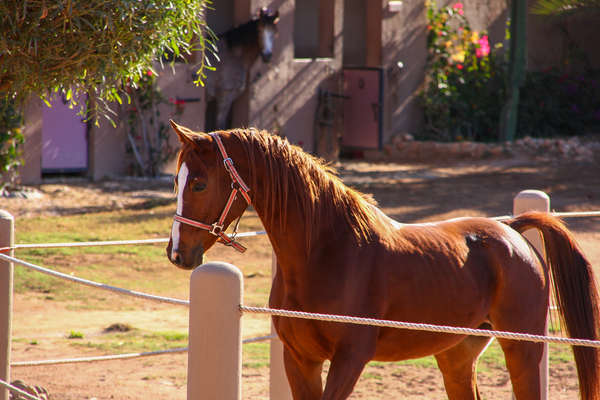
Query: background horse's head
255,7,279,62
166,121,250,269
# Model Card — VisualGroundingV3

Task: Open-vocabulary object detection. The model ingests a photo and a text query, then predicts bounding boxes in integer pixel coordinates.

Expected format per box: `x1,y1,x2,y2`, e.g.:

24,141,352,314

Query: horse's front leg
283,345,324,400
321,328,378,400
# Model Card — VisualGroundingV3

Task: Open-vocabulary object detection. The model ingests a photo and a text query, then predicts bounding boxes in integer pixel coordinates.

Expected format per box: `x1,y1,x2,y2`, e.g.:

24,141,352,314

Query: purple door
341,68,382,150
42,94,88,172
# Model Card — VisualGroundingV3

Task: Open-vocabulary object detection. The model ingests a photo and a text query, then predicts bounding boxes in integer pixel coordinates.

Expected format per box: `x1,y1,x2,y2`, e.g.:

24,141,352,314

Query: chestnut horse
166,121,600,400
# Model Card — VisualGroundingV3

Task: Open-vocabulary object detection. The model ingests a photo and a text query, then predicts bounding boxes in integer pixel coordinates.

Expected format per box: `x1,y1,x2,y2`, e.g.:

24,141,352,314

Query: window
294,0,334,59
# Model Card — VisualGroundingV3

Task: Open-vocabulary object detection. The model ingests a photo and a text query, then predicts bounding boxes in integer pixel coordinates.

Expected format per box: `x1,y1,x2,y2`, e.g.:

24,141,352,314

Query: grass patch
243,342,270,369
71,329,188,353
67,331,84,339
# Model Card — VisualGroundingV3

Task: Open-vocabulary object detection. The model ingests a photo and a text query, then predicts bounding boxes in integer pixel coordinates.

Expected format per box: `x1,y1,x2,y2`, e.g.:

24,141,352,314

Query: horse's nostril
171,250,182,265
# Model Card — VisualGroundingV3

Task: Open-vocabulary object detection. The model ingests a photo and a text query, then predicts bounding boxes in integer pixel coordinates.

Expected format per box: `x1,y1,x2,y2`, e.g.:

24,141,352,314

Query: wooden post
0,211,13,400
270,253,293,400
499,0,527,142
513,190,550,400
187,262,242,400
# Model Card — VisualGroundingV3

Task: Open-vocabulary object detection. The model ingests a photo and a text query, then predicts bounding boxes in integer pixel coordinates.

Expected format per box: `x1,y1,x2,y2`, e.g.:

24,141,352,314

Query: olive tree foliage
0,0,214,120
0,0,215,184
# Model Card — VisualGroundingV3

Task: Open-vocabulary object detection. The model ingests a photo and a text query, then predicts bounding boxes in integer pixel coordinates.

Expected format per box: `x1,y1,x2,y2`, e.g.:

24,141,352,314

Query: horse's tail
506,211,600,400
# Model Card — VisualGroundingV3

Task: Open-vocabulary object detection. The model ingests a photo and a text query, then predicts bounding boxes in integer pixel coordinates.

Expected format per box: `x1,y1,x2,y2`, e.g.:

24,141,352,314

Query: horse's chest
273,314,335,360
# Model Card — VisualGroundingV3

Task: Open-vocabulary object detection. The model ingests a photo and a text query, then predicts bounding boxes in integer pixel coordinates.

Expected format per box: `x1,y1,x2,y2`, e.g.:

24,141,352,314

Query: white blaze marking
262,27,275,55
171,162,189,258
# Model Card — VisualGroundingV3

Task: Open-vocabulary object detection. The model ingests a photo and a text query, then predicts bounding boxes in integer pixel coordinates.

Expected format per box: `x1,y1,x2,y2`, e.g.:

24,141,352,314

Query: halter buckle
210,223,224,236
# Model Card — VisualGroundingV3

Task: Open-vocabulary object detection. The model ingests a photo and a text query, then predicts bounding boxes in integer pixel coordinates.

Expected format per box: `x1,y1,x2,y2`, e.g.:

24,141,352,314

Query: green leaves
531,0,600,15
0,95,24,188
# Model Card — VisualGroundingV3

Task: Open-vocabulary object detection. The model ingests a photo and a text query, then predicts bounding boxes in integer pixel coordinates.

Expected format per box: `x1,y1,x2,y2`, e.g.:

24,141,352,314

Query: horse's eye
191,182,206,192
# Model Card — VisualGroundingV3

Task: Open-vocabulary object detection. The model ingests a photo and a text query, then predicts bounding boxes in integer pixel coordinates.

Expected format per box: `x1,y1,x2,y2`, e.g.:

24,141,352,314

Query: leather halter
173,133,251,253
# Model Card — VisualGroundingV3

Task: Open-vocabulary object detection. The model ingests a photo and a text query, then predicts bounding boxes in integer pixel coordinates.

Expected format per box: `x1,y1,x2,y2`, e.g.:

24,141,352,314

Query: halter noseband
173,133,251,253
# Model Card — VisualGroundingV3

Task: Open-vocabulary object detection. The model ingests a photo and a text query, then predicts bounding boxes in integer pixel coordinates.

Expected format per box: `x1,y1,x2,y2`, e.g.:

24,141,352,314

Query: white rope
0,378,43,400
11,347,188,366
493,211,600,221
10,334,277,367
551,211,600,218
0,210,595,253
240,306,600,348
0,253,189,306
0,230,267,252
0,209,595,253
242,334,278,344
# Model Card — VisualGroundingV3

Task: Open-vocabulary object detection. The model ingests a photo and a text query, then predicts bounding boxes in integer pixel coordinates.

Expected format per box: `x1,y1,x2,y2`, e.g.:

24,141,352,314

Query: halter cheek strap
173,133,251,253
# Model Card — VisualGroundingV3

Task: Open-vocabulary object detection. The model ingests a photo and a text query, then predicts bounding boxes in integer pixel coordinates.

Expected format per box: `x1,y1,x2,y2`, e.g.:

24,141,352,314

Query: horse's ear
169,120,210,147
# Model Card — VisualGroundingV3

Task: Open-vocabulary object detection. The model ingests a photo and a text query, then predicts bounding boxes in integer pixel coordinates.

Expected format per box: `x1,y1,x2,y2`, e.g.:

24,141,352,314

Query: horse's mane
227,129,392,250
219,20,259,49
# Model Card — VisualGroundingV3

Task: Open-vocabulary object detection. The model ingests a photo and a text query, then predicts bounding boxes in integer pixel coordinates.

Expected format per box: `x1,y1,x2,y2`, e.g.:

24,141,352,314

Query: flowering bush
420,1,506,142
420,1,600,142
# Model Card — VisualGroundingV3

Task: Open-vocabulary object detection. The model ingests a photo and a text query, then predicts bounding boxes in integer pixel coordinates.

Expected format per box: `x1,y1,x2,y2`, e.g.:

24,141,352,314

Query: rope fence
1,204,599,399
0,230,266,253
0,209,596,253
11,334,277,367
240,306,600,348
0,253,189,306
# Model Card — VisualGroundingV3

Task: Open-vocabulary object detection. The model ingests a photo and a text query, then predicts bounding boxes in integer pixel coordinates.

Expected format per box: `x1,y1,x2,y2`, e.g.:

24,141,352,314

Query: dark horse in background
204,7,279,131
166,121,600,400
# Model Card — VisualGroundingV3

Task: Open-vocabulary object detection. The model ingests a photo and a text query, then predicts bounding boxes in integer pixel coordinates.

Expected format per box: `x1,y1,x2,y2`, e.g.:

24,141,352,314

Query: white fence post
0,211,13,400
513,190,550,400
270,253,293,400
187,262,242,400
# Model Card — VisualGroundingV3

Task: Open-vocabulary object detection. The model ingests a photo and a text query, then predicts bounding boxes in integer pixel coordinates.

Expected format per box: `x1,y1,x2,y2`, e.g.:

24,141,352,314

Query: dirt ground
2,153,600,399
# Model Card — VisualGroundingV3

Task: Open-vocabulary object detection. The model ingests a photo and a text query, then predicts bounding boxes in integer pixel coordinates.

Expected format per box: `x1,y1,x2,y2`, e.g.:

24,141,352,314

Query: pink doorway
42,94,88,174
341,68,383,150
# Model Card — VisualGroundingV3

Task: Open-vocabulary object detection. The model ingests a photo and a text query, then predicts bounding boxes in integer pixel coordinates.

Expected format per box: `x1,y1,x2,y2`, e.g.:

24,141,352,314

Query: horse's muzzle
261,52,272,63
166,242,204,270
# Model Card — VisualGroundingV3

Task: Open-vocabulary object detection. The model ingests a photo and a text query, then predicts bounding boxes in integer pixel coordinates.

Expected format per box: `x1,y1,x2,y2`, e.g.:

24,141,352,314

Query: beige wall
87,117,127,181
156,64,207,175
18,99,43,185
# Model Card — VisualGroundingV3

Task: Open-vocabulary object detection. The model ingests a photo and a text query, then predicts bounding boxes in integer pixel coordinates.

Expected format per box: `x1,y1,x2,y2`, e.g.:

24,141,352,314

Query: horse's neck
247,163,342,273
252,192,309,266
220,22,260,67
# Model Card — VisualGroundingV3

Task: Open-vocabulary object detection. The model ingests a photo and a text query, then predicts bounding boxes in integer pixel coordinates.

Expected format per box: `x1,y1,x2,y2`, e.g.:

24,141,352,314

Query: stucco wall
18,99,43,185
156,64,207,175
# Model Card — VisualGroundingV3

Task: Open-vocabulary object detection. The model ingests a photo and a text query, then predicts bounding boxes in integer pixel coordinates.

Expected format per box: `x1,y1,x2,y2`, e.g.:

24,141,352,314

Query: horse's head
256,7,279,63
166,121,251,270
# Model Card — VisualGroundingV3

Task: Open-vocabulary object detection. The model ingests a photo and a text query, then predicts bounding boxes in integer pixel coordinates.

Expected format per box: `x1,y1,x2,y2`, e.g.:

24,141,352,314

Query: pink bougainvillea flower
146,70,153,77
476,35,490,58
452,3,464,15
